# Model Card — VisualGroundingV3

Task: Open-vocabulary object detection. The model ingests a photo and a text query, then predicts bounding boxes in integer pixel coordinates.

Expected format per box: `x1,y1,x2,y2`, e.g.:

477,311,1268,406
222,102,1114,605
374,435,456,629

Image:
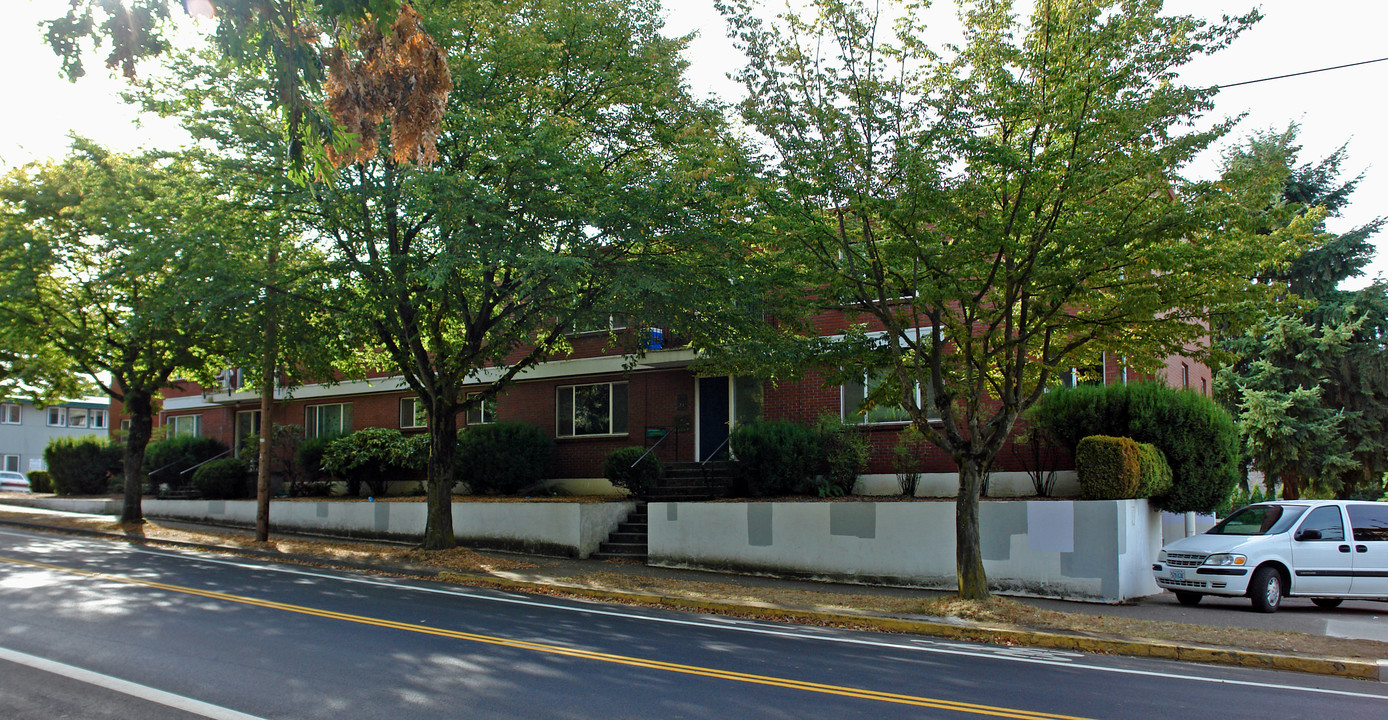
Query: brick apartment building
112,310,1211,497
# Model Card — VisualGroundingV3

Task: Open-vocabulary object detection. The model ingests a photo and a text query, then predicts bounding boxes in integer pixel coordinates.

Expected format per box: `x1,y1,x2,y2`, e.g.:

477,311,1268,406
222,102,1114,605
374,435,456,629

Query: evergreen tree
1216,128,1387,499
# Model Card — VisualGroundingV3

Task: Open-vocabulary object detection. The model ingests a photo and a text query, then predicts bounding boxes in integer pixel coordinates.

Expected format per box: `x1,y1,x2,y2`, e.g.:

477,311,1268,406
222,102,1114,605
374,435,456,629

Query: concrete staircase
591,502,649,560
590,462,737,561
646,461,735,502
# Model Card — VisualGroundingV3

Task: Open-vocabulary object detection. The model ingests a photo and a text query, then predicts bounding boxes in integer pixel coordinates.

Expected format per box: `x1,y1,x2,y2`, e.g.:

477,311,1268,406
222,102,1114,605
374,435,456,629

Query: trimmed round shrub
1028,382,1239,513
44,436,122,496
455,422,553,495
322,428,422,497
143,435,229,493
1076,435,1141,500
1135,442,1173,498
192,458,250,499
603,447,662,498
729,420,819,497
26,470,53,494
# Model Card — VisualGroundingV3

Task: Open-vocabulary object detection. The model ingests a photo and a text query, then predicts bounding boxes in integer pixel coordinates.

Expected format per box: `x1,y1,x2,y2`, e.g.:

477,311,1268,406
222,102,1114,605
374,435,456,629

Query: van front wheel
1249,566,1282,613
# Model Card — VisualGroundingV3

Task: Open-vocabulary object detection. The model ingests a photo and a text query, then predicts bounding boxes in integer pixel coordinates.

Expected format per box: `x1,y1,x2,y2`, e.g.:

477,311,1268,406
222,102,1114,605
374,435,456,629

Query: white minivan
1152,500,1388,612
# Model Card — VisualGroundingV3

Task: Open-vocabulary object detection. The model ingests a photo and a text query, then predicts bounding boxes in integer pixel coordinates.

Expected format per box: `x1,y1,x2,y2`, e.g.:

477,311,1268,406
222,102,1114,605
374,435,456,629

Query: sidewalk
0,498,1384,682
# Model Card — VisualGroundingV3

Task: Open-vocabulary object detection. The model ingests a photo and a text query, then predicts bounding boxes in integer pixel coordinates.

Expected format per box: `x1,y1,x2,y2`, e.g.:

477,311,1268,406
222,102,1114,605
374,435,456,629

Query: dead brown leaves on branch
324,3,451,167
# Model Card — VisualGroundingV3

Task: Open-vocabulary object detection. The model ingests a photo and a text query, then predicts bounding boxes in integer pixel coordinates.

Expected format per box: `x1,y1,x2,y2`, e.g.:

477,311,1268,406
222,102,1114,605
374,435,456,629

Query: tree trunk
256,250,278,543
1279,468,1300,500
955,457,990,600
255,345,276,542
120,394,154,525
421,399,458,550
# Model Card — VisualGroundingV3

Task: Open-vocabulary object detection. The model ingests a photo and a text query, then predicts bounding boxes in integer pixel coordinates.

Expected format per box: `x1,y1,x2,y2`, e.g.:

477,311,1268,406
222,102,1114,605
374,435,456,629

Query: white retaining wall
143,499,634,559
649,499,1162,602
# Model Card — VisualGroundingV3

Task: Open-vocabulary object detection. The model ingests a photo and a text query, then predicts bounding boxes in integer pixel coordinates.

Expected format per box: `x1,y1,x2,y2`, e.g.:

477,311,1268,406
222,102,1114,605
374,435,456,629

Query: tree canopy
0,142,262,521
717,0,1308,598
307,0,756,548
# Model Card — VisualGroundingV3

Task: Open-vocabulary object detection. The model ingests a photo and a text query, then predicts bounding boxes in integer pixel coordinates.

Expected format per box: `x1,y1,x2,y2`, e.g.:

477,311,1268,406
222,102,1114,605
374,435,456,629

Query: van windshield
1208,504,1307,536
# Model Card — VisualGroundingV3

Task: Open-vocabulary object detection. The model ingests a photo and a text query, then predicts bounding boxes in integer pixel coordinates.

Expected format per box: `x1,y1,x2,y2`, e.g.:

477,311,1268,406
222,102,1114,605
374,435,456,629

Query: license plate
1170,569,1185,581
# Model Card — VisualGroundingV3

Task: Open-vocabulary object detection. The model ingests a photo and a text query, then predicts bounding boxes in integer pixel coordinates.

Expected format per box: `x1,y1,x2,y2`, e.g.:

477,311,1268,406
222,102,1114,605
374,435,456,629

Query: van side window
1297,506,1345,541
1347,504,1388,542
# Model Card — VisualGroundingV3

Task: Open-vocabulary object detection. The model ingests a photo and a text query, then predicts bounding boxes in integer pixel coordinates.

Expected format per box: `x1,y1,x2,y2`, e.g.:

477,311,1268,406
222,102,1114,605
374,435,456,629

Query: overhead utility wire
961,56,1388,131
1216,56,1388,89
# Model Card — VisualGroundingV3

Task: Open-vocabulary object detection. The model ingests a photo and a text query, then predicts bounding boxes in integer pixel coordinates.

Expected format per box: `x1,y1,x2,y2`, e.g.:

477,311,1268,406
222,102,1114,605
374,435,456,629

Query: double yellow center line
0,555,1095,719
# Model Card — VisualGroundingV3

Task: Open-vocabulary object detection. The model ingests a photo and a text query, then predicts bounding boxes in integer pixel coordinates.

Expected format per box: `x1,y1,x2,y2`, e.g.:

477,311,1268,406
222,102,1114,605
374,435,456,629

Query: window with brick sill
465,393,496,425
400,397,427,429
557,382,627,437
168,414,202,437
305,403,352,439
842,370,938,424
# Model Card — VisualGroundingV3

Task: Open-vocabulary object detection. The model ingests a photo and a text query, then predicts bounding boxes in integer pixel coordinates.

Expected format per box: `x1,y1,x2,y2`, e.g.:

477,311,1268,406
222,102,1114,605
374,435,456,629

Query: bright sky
3,0,1384,286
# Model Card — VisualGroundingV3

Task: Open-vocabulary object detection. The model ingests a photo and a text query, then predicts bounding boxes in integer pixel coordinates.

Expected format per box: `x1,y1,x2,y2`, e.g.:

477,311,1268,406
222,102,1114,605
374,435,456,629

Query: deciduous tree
0,143,259,522
718,0,1305,599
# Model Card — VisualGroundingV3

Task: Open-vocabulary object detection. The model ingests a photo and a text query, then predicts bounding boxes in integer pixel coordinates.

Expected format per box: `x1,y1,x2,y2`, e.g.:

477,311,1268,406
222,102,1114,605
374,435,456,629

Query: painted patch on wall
829,502,876,539
1027,501,1075,553
747,504,773,547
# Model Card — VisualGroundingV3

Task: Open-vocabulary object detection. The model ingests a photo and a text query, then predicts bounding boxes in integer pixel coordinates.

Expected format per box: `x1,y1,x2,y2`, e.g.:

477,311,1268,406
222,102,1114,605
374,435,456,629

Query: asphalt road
0,527,1384,720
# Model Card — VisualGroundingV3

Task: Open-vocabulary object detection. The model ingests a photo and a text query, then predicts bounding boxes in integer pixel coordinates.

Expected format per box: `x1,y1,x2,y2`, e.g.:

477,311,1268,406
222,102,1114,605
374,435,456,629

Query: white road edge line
5,528,1387,701
0,645,269,720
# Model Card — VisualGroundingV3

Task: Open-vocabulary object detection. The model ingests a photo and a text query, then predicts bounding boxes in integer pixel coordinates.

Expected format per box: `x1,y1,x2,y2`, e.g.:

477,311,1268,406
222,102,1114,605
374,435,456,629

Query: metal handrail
700,434,731,465
179,449,232,475
632,430,670,468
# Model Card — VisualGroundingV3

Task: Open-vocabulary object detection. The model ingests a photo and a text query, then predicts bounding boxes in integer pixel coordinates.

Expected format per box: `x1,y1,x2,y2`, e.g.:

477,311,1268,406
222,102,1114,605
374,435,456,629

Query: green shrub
1028,382,1239,513
815,416,869,497
603,447,662,498
455,422,553,495
294,434,341,489
1076,435,1142,499
729,420,819,497
1135,442,1173,498
143,435,229,493
44,436,122,496
892,425,925,497
26,470,52,493
192,458,250,499
322,428,422,497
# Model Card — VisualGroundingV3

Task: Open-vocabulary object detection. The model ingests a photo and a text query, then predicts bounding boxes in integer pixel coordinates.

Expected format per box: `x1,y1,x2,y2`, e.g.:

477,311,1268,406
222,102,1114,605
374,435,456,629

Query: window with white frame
167,414,202,437
90,409,108,429
556,382,627,437
842,370,938,424
120,418,132,432
2,455,18,473
465,393,496,425
400,397,427,429
1,403,19,424
47,407,66,427
67,408,90,428
305,403,352,439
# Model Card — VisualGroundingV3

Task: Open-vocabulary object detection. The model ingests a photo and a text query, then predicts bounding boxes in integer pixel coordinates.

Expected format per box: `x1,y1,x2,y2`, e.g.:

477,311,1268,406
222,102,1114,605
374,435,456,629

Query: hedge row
1028,382,1238,513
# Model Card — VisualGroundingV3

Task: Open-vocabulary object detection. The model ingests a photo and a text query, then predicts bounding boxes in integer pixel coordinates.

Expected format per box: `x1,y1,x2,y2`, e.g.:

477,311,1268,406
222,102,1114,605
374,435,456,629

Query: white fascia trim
161,348,701,411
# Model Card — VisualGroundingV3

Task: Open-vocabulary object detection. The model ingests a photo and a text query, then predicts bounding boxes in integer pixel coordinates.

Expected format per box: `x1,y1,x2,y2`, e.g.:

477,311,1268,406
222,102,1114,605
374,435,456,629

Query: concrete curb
0,518,1381,682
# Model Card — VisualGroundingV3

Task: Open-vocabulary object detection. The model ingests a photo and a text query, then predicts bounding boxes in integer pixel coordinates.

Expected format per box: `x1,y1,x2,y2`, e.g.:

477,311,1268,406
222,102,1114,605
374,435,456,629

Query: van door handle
1339,545,1351,553
1357,545,1368,553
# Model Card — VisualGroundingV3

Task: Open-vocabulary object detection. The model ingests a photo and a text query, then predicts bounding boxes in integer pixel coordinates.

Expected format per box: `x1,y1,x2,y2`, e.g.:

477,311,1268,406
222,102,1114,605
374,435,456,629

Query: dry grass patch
560,571,1388,660
0,509,532,573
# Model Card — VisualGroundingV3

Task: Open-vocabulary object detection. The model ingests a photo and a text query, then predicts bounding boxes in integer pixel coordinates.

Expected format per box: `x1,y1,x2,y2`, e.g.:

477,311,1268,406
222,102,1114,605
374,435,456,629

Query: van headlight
1158,550,1168,562
1204,554,1247,567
